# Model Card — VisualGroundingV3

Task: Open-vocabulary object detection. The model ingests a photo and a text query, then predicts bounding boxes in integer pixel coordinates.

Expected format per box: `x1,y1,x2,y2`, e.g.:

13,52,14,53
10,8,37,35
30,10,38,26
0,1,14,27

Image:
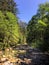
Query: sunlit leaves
0,11,20,45
38,20,47,26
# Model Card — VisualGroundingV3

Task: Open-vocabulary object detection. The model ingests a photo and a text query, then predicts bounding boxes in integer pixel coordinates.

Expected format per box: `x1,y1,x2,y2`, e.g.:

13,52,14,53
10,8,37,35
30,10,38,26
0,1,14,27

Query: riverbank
0,45,49,65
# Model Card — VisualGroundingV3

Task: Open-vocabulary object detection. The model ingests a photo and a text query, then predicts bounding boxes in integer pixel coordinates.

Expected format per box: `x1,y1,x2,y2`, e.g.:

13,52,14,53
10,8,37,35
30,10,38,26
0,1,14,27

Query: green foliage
38,2,49,16
0,0,18,14
0,11,20,49
27,2,49,52
43,25,49,51
38,20,47,26
18,21,27,44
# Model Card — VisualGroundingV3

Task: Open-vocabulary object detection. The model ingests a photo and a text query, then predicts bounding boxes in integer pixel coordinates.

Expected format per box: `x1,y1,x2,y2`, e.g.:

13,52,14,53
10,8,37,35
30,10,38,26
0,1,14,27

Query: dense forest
0,0,49,52
27,2,49,52
0,0,27,50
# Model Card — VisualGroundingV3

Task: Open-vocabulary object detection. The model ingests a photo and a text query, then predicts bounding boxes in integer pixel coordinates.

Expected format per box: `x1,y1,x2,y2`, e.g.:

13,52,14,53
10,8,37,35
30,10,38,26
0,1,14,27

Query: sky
15,0,49,23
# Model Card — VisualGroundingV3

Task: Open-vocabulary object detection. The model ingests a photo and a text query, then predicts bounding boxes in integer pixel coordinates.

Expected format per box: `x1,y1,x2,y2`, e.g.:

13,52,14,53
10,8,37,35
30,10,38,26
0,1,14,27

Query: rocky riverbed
0,45,49,65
